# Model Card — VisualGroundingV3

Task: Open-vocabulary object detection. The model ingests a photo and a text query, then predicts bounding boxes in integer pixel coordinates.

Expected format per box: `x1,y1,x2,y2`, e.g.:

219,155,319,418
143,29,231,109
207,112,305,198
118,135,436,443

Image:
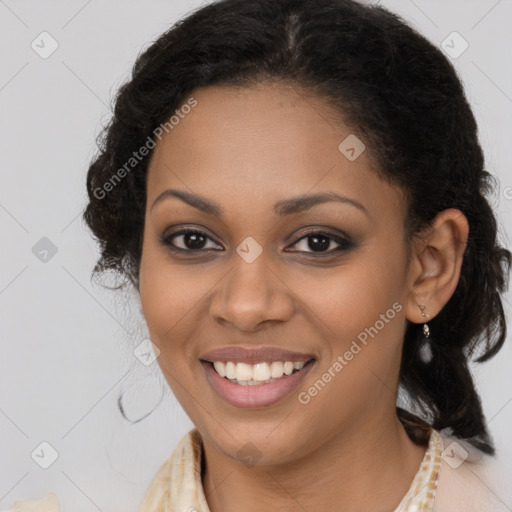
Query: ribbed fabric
394,429,443,511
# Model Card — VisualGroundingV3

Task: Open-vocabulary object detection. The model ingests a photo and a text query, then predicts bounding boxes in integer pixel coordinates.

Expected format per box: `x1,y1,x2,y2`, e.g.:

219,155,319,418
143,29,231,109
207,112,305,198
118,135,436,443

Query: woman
10,0,511,510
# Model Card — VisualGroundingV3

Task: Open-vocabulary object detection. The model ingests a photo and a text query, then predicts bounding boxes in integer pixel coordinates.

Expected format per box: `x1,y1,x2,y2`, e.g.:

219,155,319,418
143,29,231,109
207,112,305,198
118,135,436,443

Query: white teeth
211,360,308,383
225,361,236,380
270,361,284,378
236,362,253,381
253,362,271,381
283,361,294,375
213,362,226,377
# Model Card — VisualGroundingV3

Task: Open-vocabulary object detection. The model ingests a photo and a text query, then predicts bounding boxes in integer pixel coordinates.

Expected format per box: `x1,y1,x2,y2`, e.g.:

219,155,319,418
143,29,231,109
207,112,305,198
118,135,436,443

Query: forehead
146,82,404,223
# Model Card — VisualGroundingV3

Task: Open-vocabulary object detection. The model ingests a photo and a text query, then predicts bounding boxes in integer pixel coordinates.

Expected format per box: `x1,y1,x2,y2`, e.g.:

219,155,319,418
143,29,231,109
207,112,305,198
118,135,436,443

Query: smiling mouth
202,358,316,385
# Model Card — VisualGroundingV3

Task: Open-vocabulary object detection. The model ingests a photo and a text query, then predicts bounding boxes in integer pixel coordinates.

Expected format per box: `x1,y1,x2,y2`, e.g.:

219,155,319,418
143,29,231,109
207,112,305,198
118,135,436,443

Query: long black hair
83,0,511,454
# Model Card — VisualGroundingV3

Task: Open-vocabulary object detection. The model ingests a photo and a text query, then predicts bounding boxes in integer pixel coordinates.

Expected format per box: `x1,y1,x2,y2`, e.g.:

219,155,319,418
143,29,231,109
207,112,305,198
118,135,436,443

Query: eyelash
160,228,355,256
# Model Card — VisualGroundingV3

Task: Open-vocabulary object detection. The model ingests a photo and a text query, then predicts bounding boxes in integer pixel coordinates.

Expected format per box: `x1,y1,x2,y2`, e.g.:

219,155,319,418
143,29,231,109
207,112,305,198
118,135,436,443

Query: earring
419,304,430,339
418,304,433,363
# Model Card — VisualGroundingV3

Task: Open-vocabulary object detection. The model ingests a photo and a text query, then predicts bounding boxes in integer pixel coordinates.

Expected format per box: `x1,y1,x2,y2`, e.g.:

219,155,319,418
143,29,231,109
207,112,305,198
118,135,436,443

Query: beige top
8,427,511,511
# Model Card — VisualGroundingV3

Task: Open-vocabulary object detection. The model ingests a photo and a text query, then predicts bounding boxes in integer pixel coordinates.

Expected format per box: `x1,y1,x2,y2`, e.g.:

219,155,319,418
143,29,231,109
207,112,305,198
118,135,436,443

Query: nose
209,255,294,332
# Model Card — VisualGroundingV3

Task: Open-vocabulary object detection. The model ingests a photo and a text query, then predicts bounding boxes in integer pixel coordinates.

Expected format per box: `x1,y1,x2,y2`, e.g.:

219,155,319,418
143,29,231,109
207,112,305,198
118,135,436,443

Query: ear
405,208,469,324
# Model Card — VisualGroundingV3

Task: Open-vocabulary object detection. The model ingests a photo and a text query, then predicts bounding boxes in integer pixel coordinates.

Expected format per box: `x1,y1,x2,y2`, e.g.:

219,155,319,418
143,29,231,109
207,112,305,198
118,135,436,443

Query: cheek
290,251,408,428
308,258,403,316
139,250,206,406
139,240,202,351
297,241,409,372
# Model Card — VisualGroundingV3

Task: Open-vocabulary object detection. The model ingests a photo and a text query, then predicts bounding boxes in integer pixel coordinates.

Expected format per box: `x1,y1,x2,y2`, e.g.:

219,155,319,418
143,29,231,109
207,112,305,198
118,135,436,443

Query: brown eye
286,231,354,254
161,229,223,252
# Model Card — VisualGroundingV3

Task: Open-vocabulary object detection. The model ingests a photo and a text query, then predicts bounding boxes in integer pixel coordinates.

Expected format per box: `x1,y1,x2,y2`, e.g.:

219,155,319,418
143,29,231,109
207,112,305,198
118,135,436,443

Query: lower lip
201,360,315,408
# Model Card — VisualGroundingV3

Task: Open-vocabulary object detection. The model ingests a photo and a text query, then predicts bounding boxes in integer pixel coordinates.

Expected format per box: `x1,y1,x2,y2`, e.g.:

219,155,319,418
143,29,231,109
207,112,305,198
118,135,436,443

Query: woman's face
139,82,414,465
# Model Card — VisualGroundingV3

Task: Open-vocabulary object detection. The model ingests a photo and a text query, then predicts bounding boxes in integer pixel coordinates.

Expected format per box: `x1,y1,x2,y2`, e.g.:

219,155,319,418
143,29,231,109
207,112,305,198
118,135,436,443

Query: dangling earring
419,304,430,339
418,304,433,363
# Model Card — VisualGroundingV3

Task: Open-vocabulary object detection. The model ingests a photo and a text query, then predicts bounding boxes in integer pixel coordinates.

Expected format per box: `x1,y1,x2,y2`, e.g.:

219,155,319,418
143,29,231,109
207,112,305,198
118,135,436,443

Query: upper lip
200,346,315,364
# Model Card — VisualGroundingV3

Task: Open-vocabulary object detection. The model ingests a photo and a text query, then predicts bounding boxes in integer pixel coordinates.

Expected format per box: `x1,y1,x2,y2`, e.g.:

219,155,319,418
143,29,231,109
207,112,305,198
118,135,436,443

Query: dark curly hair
83,0,511,454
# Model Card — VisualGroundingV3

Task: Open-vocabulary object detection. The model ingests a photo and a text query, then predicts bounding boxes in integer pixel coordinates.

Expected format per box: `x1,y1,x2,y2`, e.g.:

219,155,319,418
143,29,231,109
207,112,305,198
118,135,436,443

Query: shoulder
434,432,512,512
5,492,59,512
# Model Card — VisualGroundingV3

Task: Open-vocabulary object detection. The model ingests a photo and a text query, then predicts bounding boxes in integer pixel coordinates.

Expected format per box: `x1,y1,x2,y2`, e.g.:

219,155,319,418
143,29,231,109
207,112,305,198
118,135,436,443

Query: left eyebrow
150,188,370,218
274,191,369,218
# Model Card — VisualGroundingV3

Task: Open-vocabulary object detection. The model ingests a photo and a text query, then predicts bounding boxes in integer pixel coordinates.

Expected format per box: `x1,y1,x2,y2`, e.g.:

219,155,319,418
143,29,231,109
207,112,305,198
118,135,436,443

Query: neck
201,411,428,512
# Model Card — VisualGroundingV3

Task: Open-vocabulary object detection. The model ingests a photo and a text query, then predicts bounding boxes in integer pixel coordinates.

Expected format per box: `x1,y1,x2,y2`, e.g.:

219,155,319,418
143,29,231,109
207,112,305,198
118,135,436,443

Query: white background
1,0,511,510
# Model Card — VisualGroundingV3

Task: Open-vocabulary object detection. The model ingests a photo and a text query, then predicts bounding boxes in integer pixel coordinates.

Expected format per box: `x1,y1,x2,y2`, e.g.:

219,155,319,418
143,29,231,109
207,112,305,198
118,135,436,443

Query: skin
138,82,469,512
